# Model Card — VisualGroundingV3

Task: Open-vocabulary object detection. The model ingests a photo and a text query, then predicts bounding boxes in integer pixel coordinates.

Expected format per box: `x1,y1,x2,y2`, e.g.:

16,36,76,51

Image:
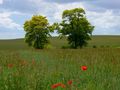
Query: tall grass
0,48,120,90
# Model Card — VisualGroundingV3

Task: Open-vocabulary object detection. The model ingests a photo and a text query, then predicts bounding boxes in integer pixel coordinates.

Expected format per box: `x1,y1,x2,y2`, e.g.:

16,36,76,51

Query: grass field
0,36,120,90
0,35,120,50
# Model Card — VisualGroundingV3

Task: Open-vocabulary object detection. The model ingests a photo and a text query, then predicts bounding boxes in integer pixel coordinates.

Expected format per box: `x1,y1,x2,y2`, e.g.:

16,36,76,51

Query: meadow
0,36,120,90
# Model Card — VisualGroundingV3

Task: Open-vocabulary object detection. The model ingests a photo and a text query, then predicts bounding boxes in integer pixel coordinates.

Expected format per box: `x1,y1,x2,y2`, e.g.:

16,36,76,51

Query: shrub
93,45,97,48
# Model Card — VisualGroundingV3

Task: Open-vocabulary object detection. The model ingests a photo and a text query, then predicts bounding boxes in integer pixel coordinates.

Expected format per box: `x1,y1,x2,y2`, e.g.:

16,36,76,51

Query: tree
23,15,53,49
57,8,94,48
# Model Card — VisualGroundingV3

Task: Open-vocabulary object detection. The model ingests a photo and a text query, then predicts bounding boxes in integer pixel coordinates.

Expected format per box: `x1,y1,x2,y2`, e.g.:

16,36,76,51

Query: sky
0,0,120,39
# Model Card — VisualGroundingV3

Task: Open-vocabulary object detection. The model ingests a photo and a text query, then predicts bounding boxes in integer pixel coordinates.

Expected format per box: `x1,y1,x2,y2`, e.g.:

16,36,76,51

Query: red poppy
8,64,14,68
60,84,66,88
51,83,61,89
81,66,87,71
51,83,66,89
67,80,72,85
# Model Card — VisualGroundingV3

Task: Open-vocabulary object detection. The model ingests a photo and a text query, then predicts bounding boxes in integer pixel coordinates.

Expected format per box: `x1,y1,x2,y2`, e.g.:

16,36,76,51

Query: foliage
56,8,94,48
93,45,97,48
23,15,54,49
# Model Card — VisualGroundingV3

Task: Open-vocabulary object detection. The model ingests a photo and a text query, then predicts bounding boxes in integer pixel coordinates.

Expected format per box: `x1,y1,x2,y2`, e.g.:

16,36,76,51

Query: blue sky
0,0,120,39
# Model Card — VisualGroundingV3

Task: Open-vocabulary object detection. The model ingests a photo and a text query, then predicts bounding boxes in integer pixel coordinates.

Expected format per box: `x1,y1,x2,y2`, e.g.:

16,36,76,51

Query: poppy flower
51,83,61,89
51,83,66,89
67,80,72,85
60,84,66,88
81,66,87,71
8,64,14,68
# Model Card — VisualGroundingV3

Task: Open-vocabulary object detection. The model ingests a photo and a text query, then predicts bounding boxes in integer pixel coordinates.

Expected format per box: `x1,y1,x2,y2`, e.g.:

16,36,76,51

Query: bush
61,45,70,49
93,45,97,48
100,45,104,48
44,44,53,49
106,45,110,48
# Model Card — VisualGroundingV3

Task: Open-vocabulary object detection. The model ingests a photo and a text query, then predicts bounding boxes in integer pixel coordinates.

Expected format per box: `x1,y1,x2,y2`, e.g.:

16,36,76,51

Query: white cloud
53,2,85,21
24,1,85,23
87,10,119,29
86,10,120,34
0,0,3,4
0,0,120,38
0,12,22,30
33,1,120,35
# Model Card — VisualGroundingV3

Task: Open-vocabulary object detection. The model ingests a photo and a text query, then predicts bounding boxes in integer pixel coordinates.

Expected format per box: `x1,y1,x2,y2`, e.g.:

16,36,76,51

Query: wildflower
67,80,72,85
51,83,61,89
51,83,66,89
60,83,66,88
8,64,14,68
81,66,87,71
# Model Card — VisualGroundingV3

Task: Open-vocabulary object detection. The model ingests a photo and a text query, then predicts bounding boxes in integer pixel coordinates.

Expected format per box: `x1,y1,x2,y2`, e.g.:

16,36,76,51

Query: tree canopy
23,8,94,49
57,8,94,48
23,15,53,49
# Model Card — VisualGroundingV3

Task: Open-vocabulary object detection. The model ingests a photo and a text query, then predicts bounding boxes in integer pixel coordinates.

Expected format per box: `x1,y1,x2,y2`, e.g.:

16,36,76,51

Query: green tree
23,15,53,49
57,8,94,48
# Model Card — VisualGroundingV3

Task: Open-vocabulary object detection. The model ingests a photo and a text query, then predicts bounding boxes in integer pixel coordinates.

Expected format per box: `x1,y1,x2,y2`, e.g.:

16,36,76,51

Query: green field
0,35,120,50
0,36,120,90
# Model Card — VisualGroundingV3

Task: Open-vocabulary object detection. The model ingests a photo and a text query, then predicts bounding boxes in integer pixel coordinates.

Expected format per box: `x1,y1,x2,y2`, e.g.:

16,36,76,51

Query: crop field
0,36,120,90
